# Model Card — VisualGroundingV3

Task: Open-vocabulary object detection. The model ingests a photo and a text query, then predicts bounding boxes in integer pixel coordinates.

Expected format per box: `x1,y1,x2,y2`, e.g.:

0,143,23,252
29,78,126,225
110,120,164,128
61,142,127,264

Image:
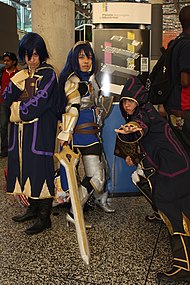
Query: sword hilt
54,145,80,167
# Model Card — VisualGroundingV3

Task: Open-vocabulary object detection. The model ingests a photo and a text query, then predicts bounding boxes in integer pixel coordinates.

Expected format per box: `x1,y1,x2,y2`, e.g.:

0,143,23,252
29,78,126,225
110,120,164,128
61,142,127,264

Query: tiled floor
1,156,190,285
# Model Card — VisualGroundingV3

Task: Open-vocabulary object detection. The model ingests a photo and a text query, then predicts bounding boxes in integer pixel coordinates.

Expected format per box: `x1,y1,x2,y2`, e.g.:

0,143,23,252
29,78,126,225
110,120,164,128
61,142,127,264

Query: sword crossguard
54,145,80,167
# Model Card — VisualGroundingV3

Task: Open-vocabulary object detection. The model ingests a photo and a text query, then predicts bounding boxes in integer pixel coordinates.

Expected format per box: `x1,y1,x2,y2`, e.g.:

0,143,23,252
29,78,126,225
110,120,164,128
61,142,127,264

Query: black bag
146,36,190,105
0,66,4,86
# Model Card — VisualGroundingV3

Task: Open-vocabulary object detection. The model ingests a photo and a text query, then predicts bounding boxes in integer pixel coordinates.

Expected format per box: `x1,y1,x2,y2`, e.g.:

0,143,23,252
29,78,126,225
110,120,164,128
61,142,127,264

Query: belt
15,118,39,125
75,122,100,134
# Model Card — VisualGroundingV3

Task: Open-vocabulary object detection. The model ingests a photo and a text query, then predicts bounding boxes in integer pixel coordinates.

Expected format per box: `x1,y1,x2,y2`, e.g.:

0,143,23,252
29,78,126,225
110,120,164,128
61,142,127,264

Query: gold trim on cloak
158,211,190,237
159,210,174,235
12,178,22,195
183,213,190,236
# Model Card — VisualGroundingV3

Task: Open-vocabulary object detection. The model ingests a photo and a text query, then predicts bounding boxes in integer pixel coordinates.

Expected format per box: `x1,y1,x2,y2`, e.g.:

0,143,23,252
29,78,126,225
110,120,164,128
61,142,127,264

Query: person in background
0,52,18,158
58,41,115,226
115,76,190,282
160,6,190,158
1,32,60,235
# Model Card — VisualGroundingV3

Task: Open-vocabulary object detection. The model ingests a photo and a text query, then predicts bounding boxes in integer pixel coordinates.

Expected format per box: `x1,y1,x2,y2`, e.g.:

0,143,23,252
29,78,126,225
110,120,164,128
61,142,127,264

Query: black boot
25,198,53,235
134,174,161,223
12,198,38,222
157,235,190,282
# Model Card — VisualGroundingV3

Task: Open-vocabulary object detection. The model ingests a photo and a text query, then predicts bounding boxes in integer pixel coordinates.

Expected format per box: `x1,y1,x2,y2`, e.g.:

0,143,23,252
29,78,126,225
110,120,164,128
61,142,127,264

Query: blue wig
59,41,96,89
58,41,96,115
18,32,49,64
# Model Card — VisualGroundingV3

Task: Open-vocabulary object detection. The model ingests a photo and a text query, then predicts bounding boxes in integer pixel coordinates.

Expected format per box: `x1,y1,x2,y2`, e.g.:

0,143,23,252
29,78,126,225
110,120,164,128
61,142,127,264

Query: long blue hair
59,41,96,113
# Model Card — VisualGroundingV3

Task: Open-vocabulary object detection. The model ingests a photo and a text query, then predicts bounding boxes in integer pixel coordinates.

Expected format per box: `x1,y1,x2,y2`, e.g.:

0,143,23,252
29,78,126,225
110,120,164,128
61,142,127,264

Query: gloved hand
78,82,88,97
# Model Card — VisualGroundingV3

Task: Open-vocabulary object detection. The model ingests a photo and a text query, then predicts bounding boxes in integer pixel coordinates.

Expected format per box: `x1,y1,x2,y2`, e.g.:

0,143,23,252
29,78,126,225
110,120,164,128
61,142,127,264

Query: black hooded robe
116,76,190,236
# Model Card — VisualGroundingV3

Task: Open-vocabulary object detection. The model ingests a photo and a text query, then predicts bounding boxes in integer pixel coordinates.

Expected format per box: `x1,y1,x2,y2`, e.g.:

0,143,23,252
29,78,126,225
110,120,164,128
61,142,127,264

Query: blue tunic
59,72,100,190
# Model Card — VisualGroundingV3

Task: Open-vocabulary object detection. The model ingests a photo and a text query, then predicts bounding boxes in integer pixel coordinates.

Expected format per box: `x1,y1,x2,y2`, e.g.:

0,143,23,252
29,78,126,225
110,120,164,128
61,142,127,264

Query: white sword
55,145,90,265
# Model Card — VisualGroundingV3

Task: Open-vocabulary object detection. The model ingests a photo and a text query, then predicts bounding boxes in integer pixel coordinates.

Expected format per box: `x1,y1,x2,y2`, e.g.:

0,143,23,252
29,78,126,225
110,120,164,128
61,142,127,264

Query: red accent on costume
181,86,190,111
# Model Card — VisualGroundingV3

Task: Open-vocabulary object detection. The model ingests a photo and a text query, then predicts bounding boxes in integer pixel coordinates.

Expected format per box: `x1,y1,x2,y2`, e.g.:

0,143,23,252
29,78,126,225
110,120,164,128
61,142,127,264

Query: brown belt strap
75,122,100,134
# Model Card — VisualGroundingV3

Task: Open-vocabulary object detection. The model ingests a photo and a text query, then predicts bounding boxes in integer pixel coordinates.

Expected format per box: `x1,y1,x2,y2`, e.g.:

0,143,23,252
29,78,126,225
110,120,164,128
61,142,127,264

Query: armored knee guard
82,155,115,213
82,155,105,194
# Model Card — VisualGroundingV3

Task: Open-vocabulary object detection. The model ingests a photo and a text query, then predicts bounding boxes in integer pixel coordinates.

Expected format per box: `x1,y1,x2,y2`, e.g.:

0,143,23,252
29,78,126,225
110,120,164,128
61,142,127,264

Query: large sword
55,145,90,265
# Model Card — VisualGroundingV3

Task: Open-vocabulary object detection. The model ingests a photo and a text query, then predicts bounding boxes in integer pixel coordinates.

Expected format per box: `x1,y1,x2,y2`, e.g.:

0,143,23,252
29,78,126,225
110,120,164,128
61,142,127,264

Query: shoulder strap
164,35,190,65
166,35,190,93
170,34,190,49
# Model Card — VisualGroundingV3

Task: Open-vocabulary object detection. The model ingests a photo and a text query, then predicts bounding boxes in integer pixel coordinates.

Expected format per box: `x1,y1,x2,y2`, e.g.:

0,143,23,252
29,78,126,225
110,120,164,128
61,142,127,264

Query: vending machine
92,2,152,195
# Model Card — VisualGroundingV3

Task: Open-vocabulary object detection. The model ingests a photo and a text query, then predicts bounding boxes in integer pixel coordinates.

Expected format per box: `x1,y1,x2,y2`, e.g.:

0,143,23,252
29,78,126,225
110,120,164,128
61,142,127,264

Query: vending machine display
93,28,150,194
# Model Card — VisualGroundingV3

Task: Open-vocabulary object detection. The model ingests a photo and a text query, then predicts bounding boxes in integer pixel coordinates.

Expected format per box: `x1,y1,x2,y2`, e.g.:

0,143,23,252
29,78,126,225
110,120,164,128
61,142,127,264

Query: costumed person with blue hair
58,41,115,226
115,76,190,282
1,32,60,235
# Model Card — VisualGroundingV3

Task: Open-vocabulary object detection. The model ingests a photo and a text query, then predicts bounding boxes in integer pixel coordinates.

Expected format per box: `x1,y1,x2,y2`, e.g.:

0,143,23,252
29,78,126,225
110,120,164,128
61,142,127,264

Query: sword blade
55,146,90,265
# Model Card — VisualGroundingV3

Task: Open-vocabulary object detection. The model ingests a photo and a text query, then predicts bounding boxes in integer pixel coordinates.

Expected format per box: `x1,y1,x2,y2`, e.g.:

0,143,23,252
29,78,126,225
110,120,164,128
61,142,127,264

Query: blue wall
102,103,138,194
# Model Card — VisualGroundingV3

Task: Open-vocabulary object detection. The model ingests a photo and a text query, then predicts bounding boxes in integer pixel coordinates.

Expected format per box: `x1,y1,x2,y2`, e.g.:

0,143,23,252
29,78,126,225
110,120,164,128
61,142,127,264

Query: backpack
0,66,4,87
146,35,190,105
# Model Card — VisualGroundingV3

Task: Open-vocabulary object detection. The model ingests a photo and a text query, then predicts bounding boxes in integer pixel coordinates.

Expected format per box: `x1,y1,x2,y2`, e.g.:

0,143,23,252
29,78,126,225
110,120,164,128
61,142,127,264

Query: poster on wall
93,28,150,101
92,2,151,25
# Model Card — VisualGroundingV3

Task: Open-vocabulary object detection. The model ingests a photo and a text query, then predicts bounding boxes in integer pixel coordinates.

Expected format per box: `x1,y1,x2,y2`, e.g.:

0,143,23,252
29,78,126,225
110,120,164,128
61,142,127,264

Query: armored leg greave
82,155,115,213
